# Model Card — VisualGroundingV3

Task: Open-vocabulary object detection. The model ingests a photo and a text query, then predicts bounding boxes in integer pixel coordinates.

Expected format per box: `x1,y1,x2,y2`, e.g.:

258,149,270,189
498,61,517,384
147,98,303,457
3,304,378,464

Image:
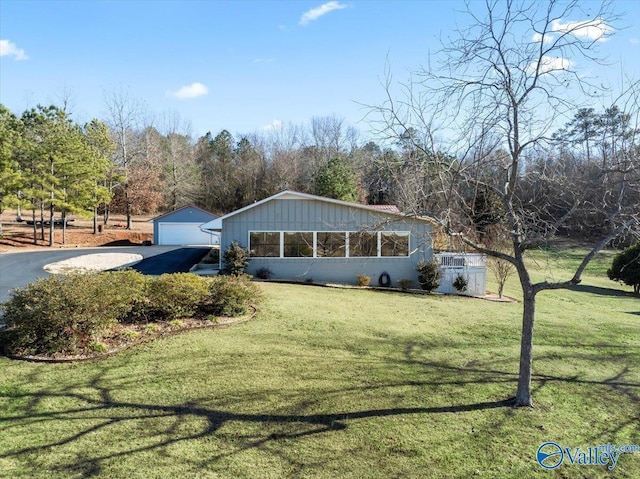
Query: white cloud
299,1,347,26
262,119,283,131
528,55,573,74
551,18,612,42
630,38,639,45
167,82,208,99
531,32,553,44
0,39,28,60
253,57,275,64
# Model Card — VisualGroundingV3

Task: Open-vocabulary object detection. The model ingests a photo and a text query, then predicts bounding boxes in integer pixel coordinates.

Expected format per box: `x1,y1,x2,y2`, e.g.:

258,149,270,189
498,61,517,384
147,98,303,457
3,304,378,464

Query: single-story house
151,205,219,245
200,190,486,295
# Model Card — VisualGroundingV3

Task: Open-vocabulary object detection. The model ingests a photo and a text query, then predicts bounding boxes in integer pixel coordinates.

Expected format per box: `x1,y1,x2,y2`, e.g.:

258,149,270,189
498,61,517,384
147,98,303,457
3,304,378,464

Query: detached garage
151,205,219,245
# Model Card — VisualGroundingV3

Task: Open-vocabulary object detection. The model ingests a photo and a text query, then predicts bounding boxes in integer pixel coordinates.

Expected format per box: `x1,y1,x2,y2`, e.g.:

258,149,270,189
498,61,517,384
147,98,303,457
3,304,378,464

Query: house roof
149,204,219,223
199,190,436,231
369,204,401,213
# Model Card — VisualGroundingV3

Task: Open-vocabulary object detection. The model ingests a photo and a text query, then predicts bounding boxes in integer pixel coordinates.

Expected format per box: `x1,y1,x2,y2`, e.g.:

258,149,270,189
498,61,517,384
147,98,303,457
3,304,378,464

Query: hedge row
0,271,260,356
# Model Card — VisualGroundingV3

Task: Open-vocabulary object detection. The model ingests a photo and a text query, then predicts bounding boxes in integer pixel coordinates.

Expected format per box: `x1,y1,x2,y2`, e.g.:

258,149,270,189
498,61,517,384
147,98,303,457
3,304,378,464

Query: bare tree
160,111,199,210
103,88,145,229
369,0,639,406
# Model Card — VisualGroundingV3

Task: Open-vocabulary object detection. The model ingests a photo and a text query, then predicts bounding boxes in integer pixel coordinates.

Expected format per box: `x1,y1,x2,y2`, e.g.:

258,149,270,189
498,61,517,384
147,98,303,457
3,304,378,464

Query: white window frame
247,230,411,259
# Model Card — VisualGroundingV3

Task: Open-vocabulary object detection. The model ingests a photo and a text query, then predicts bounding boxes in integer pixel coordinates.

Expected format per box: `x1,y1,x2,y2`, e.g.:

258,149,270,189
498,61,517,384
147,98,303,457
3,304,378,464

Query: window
249,232,280,257
284,232,313,257
317,232,346,257
249,230,410,258
349,231,378,257
381,232,409,256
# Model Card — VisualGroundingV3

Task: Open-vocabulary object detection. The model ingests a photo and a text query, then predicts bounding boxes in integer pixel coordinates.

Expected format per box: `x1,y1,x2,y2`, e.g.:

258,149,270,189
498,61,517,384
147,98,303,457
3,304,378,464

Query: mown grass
0,249,638,478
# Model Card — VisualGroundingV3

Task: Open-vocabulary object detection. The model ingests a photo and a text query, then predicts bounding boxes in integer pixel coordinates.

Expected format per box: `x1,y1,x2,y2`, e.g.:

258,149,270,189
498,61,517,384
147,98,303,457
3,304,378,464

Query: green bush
453,274,468,293
397,278,413,290
607,241,640,295
1,270,148,355
416,260,442,292
146,273,210,320
202,275,261,317
221,241,249,276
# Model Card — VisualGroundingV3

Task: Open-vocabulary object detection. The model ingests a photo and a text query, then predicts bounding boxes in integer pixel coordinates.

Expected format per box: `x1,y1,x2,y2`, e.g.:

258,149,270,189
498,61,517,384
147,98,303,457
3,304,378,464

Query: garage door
158,222,216,245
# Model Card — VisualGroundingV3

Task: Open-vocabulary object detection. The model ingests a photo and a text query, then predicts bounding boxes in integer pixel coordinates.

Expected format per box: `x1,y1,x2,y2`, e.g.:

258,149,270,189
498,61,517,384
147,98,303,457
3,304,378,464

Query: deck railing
436,253,486,268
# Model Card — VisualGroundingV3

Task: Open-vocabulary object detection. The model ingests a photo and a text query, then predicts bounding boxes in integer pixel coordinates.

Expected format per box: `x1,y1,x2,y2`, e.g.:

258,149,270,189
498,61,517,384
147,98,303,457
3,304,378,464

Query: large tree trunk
32,208,37,244
514,289,536,407
93,207,98,234
48,203,55,247
62,210,67,245
39,203,45,241
125,183,132,230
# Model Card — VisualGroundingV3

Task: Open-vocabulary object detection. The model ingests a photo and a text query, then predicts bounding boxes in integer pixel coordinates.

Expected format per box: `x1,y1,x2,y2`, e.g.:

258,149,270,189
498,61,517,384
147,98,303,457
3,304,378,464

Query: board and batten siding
221,197,434,287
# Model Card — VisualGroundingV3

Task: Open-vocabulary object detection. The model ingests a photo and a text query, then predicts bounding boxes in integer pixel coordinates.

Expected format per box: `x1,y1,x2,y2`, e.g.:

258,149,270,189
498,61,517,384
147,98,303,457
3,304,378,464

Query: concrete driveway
0,246,210,304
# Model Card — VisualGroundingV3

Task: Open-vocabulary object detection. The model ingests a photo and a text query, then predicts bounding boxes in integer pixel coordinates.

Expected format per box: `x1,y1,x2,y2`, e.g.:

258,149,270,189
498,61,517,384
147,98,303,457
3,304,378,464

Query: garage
151,206,219,245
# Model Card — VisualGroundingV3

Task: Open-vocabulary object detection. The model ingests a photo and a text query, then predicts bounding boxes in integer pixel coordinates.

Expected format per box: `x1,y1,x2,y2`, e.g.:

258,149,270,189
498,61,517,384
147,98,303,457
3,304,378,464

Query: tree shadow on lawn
568,284,635,298
2,357,639,478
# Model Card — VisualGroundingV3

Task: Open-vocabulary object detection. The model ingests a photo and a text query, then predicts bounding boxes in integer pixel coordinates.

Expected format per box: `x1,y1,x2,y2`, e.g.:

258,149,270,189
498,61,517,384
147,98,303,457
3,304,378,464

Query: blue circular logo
537,442,564,469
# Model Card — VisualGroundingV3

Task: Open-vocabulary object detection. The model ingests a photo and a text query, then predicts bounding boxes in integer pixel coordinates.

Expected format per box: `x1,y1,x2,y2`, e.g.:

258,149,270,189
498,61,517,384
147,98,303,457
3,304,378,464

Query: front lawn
0,250,638,478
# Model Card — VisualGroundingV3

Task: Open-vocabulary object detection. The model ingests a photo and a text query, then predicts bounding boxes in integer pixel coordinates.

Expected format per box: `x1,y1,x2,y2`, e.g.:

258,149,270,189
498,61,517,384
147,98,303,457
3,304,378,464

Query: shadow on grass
567,284,635,298
2,356,639,477
2,333,639,477
0,376,515,477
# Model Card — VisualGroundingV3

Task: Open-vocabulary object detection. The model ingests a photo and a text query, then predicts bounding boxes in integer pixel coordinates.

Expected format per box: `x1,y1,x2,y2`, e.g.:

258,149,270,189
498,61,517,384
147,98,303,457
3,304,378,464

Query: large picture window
349,231,378,257
284,232,313,257
249,232,280,257
380,232,409,256
249,230,410,258
317,232,346,257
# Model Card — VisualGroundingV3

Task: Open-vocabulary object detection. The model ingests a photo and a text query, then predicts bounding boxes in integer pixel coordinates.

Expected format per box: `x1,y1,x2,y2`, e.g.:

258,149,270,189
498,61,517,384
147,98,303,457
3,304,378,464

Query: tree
371,0,639,406
607,241,640,295
0,105,24,236
20,105,86,246
104,89,147,229
314,156,358,201
80,120,114,234
158,112,199,211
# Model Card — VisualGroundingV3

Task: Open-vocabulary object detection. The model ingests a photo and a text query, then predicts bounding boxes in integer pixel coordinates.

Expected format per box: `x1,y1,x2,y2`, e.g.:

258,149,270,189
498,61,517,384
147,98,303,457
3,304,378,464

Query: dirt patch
0,210,153,253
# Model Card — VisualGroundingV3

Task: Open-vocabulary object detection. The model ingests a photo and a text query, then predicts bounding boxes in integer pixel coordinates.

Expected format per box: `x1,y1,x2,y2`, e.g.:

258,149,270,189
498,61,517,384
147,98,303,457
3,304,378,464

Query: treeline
1,101,637,245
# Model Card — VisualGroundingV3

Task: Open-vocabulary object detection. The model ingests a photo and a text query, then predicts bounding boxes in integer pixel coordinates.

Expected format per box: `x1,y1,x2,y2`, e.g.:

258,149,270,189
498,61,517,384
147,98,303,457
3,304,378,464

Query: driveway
0,246,210,304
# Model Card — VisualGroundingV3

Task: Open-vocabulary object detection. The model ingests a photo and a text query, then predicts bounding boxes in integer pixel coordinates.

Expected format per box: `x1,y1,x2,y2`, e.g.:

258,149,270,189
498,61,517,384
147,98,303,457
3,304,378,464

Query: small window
284,232,314,257
349,231,378,257
381,232,409,256
250,232,280,257
317,232,346,257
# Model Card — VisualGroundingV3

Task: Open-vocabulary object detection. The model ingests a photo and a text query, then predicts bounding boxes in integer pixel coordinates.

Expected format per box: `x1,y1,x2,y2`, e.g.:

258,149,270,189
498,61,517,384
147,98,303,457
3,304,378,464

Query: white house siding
220,197,435,287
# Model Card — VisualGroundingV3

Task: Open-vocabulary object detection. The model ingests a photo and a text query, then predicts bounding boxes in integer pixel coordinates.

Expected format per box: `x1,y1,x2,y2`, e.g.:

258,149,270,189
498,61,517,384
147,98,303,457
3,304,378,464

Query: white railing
436,253,486,268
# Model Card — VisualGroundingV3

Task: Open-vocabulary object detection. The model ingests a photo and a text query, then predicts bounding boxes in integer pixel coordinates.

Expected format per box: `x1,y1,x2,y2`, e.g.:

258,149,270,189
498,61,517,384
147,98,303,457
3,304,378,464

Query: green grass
1,249,639,478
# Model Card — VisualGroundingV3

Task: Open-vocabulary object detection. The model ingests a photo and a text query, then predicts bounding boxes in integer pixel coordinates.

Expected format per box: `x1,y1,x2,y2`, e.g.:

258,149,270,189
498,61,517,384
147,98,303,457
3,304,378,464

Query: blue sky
1,1,639,139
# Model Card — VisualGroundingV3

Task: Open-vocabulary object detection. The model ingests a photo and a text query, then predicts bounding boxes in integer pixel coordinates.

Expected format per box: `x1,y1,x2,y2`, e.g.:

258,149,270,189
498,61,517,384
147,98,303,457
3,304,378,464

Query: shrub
201,248,220,264
397,278,413,290
416,260,442,292
607,241,640,295
356,274,371,286
146,273,210,320
453,274,468,293
1,270,148,356
88,342,108,353
255,267,273,280
202,275,261,317
221,242,249,276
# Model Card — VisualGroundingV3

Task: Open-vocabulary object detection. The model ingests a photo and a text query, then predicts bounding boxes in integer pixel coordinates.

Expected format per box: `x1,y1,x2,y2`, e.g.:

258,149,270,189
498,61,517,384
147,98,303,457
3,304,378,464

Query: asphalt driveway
0,246,210,304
